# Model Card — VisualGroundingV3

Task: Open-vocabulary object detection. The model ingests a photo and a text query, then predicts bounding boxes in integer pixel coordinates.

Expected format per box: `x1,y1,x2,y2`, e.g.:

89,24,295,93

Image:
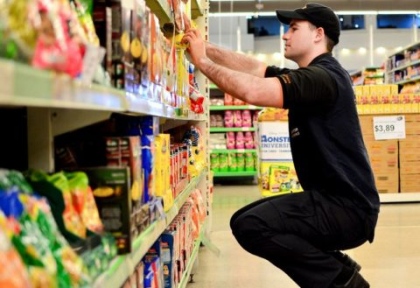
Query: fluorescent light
336,11,378,15
209,10,420,17
377,10,419,14
209,12,274,17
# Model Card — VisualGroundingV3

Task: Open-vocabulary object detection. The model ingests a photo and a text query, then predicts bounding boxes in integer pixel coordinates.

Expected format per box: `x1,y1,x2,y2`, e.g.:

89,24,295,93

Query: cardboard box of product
368,153,398,168
400,174,420,192
359,115,373,135
399,139,420,149
374,172,399,193
365,140,398,155
400,153,420,162
399,161,420,175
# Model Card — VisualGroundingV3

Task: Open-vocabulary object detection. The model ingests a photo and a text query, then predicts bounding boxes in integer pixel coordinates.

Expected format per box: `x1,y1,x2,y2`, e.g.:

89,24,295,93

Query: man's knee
231,214,265,248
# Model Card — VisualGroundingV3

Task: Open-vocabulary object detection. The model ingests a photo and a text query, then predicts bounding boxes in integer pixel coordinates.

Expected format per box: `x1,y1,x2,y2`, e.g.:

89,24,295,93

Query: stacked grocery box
399,115,420,192
359,115,399,193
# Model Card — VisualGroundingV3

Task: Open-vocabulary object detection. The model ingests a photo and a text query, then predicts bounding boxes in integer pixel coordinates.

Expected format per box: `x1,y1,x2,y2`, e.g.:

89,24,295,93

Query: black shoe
331,269,370,288
330,251,362,272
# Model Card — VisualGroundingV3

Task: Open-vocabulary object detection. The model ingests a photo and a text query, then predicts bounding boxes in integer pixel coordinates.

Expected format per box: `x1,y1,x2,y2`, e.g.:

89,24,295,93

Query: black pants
230,190,378,288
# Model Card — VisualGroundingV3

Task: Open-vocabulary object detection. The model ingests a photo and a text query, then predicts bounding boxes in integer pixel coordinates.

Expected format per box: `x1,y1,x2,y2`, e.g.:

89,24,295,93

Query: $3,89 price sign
373,116,406,140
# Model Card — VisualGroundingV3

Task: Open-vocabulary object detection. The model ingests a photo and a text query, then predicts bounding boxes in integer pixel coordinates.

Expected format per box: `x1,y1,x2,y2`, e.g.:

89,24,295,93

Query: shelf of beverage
212,170,257,177
93,170,206,288
210,127,256,132
380,192,420,203
0,59,206,121
211,149,257,154
210,105,262,111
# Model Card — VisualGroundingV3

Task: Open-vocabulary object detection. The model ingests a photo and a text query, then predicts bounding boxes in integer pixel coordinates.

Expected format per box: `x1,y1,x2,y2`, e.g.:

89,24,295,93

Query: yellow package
154,134,173,211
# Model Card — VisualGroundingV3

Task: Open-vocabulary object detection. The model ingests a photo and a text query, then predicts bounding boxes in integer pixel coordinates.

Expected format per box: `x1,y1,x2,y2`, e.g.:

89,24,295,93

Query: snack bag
66,171,104,233
26,170,87,242
31,0,84,77
0,211,32,288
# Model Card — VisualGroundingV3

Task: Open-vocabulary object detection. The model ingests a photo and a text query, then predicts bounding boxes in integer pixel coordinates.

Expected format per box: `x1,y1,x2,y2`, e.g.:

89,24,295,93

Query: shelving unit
386,41,420,86
209,86,260,178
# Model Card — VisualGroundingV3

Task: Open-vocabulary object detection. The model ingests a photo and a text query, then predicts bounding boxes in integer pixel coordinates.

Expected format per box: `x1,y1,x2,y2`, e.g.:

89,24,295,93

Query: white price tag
373,115,406,140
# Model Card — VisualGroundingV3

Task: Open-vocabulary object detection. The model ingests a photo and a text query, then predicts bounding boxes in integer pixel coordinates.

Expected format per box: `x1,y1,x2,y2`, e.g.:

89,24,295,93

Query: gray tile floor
188,184,420,288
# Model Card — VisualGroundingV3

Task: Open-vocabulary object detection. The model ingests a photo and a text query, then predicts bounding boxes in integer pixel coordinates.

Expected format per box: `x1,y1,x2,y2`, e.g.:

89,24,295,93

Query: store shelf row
93,170,206,288
213,171,257,177
394,74,420,86
387,58,420,74
211,149,257,154
210,105,262,111
210,127,256,132
0,59,206,122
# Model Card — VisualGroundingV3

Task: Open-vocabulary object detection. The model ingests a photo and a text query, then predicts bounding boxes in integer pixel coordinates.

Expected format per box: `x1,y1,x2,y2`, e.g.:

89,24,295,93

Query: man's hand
181,29,207,69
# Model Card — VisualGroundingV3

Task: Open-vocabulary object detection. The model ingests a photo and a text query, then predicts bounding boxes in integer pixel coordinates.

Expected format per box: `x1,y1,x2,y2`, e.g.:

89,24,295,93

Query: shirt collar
308,52,333,66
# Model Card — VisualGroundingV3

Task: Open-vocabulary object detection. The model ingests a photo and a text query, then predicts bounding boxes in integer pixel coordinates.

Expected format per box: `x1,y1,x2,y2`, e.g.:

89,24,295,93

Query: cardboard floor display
257,109,302,197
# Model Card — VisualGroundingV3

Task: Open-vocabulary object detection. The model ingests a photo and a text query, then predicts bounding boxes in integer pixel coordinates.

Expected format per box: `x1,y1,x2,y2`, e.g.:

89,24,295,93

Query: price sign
373,115,406,140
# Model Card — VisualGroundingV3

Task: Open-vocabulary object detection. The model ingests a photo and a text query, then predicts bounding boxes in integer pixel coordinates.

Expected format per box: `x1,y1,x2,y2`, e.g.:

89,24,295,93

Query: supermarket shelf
211,149,257,154
380,192,420,203
145,0,171,26
0,59,206,122
210,127,256,132
93,170,206,288
213,170,257,177
365,75,384,79
191,0,204,19
178,217,209,288
388,59,420,73
178,240,200,288
0,59,126,111
210,105,262,111
394,74,420,85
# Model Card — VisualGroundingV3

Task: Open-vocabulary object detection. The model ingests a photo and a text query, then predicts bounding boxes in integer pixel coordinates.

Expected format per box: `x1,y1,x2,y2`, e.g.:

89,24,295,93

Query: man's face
282,20,318,62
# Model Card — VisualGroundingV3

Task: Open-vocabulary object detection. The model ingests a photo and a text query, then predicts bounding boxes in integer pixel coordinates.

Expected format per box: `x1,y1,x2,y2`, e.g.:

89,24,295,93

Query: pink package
226,132,235,149
242,110,252,127
233,111,242,127
224,111,234,127
235,132,245,149
244,132,254,149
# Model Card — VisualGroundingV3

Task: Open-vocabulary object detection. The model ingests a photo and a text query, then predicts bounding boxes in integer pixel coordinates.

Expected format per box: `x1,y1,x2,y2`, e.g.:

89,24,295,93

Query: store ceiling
208,0,420,14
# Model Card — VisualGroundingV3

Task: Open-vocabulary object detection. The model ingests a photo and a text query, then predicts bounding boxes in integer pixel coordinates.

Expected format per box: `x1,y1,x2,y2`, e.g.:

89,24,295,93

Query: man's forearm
206,42,267,77
197,57,283,108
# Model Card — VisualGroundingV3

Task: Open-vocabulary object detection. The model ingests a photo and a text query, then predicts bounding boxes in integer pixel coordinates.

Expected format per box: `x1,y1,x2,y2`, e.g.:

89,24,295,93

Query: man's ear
315,27,325,43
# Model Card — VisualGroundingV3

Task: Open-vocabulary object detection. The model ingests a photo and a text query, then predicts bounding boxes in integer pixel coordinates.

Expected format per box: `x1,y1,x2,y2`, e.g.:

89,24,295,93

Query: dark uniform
230,53,380,288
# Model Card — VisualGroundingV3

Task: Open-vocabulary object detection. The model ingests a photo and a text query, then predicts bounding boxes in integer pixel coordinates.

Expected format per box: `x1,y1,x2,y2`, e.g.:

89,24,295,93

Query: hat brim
275,10,307,25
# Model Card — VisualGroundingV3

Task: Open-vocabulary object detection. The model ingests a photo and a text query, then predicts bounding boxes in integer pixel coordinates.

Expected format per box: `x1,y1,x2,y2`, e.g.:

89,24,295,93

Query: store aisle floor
188,184,420,288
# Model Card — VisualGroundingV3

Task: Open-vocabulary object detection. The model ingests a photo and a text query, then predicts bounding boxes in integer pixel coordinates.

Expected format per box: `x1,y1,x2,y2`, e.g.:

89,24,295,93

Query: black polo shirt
265,53,380,213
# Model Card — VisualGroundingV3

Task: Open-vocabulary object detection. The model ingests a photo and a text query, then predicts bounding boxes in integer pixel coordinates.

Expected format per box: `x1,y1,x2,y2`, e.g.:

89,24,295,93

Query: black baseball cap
276,3,340,44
